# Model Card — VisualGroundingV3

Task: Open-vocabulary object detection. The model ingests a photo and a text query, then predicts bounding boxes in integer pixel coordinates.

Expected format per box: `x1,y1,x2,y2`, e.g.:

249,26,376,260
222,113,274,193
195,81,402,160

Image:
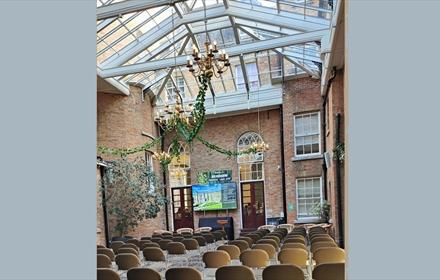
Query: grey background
0,0,440,279
0,1,96,279
348,0,440,279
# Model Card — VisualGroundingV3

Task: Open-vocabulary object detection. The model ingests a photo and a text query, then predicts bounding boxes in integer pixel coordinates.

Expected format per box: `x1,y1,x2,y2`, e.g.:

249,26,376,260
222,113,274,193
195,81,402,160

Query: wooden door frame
240,180,266,229
171,186,194,230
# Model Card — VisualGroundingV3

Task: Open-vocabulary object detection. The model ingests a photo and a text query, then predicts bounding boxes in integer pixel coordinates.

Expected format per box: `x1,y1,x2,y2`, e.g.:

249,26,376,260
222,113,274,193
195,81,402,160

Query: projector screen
192,182,237,211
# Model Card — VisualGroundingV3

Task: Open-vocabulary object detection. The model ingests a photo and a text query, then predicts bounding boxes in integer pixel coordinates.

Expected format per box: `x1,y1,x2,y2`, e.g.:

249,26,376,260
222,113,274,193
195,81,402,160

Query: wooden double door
241,181,266,229
172,187,194,230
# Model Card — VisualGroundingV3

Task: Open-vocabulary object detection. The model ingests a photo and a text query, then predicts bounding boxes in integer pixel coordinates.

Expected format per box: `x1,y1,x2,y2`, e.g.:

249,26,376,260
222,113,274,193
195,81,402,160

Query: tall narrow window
237,132,264,182
294,112,320,156
166,77,185,100
168,143,191,187
145,151,155,193
235,62,260,91
296,177,322,219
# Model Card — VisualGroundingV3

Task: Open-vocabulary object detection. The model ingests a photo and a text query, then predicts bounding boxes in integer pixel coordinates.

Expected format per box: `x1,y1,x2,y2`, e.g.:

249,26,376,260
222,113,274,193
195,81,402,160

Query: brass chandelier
185,0,230,80
186,41,230,79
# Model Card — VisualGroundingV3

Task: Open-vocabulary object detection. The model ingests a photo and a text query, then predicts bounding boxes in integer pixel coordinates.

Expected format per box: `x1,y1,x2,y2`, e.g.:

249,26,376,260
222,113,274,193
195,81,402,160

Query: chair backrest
165,267,202,280
97,248,115,261
310,233,330,240
215,265,256,280
217,244,241,259
237,236,254,247
176,227,194,234
252,244,277,259
228,240,249,252
268,232,283,240
162,235,173,240
151,237,162,243
283,237,306,245
262,264,304,280
311,242,338,254
312,263,345,280
126,239,140,247
258,229,270,235
127,267,161,280
117,247,138,256
240,249,269,268
120,243,139,252
280,243,307,251
264,235,280,245
142,242,160,249
172,236,185,243
182,238,199,250
97,268,120,280
257,239,279,250
258,225,276,232
140,236,151,241
202,233,216,244
274,228,288,237
97,244,106,249
277,248,308,267
313,247,346,265
97,254,112,268
115,253,141,270
311,237,335,244
167,242,186,255
277,224,294,233
140,240,152,249
142,247,166,262
286,233,306,240
194,226,212,233
203,250,231,268
159,239,172,250
212,231,223,241
246,234,261,243
194,236,207,246
110,241,125,252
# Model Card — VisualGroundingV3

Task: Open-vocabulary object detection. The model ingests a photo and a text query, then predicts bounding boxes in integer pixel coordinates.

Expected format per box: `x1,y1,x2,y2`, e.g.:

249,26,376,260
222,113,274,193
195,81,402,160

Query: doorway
241,181,266,229
172,187,194,230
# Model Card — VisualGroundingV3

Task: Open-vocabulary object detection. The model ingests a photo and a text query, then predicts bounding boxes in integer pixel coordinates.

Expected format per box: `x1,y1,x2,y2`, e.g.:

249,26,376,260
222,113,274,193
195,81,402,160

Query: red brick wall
97,87,167,238
164,109,283,238
282,77,324,224
325,69,345,244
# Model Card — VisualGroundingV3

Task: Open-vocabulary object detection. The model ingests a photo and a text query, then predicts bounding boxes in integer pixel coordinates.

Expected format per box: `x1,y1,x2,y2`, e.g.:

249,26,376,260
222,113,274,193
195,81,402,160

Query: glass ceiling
97,0,335,103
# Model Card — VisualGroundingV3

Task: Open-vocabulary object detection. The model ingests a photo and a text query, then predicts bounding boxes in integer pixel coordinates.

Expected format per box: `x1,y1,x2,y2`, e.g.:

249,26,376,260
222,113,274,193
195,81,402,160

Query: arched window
168,143,191,187
237,132,264,182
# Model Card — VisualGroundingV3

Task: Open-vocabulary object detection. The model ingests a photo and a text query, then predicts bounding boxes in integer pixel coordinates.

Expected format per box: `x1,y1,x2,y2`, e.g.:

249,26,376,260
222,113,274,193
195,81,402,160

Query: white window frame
293,112,321,158
145,151,155,193
166,77,185,101
235,62,260,91
168,142,191,188
237,132,265,183
295,177,323,222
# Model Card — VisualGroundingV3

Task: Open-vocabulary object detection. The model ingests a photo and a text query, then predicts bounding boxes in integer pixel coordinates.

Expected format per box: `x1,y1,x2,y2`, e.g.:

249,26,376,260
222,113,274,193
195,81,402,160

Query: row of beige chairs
98,263,344,280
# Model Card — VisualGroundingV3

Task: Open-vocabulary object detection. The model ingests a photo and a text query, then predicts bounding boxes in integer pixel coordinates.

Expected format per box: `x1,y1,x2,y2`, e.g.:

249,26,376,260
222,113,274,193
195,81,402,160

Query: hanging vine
98,75,265,168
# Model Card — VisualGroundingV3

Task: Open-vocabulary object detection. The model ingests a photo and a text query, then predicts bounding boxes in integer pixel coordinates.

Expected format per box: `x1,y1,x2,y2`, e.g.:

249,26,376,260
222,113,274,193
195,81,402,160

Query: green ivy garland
98,75,261,167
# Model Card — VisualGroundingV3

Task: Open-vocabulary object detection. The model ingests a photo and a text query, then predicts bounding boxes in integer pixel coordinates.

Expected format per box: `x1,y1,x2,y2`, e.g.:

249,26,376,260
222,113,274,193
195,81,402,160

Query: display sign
197,170,232,184
192,182,238,211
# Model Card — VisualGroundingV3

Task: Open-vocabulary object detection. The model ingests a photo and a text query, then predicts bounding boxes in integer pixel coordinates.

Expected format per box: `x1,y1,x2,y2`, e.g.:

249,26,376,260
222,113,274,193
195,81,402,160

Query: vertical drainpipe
158,125,170,231
335,113,344,248
279,105,288,224
99,164,111,247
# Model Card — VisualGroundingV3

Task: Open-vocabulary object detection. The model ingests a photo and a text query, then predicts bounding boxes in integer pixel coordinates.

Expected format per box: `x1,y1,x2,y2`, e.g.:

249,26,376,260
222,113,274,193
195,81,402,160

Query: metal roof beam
102,3,227,68
100,29,327,78
97,0,186,20
227,1,329,32
230,16,250,94
238,26,319,78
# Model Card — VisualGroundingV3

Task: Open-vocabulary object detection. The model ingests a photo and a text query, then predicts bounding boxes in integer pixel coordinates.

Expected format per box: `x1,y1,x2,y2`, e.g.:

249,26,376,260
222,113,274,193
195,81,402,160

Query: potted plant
102,157,167,239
